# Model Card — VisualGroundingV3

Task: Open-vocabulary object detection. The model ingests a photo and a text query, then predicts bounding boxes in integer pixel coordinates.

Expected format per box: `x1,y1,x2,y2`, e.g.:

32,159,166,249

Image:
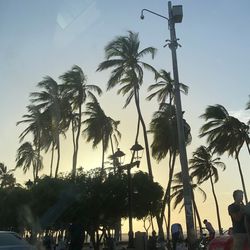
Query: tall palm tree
149,103,191,239
17,105,45,179
15,142,43,181
147,69,188,105
0,163,16,188
82,101,121,170
189,146,226,235
60,65,102,178
30,76,63,178
200,104,249,202
171,171,207,237
97,31,157,179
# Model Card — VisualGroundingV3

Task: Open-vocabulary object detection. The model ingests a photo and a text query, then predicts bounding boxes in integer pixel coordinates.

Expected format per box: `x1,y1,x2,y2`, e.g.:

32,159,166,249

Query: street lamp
141,2,196,245
113,142,144,248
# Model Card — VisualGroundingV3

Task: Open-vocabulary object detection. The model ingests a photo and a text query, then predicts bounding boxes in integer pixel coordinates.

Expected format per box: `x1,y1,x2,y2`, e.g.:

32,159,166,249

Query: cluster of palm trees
13,30,250,238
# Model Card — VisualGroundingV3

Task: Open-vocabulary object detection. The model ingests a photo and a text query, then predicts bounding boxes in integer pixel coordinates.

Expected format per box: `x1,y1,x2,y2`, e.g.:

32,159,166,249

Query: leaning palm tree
171,171,207,237
149,103,191,239
60,65,102,178
15,142,43,181
17,105,45,179
97,31,157,179
189,145,226,235
82,101,121,170
147,69,188,105
30,76,63,178
200,104,249,202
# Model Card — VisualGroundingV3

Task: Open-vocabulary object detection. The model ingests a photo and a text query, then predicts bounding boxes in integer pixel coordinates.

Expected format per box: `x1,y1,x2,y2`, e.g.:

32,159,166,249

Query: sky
0,0,250,234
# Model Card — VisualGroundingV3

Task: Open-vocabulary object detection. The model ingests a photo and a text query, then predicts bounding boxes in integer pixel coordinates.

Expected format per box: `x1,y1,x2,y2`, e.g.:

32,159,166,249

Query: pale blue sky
0,0,250,232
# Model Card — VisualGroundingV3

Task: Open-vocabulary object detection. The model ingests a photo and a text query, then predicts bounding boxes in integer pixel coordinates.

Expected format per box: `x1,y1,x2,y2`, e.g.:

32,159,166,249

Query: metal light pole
113,142,144,248
141,2,196,245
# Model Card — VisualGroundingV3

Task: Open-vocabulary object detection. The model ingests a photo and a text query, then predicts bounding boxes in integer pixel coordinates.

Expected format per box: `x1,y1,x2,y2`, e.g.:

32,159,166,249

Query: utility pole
167,1,196,245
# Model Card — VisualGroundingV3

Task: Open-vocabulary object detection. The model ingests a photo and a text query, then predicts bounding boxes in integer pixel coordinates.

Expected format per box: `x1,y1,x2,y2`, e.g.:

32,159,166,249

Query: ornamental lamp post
113,142,144,248
140,2,196,245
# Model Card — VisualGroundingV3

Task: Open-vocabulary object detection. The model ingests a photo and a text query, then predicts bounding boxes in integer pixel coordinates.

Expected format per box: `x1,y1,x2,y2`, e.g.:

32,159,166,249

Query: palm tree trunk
50,144,55,177
157,151,176,238
55,136,61,178
134,89,153,179
235,150,248,203
167,153,173,241
71,119,77,179
192,195,202,237
101,138,105,170
209,174,223,235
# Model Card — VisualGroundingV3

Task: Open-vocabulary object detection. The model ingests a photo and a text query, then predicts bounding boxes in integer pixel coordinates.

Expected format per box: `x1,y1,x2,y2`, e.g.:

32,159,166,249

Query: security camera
140,14,144,20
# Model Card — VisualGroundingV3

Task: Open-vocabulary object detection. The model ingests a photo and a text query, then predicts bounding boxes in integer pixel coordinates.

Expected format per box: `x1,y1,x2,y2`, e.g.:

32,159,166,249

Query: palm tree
17,105,45,179
30,76,64,178
147,69,188,105
189,146,226,235
171,171,207,237
0,163,16,188
149,103,191,239
60,65,102,178
82,101,121,170
200,104,249,202
97,31,157,179
15,142,43,181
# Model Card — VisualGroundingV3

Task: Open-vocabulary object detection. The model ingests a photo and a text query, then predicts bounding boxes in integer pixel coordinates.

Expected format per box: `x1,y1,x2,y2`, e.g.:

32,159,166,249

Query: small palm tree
189,146,226,235
60,65,102,178
200,104,249,202
0,163,16,188
82,101,121,170
97,31,157,179
147,69,188,105
17,105,45,179
16,142,43,181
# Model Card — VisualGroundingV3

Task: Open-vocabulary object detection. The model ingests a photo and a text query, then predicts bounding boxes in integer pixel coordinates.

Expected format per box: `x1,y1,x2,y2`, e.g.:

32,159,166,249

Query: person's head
233,190,243,203
203,219,207,224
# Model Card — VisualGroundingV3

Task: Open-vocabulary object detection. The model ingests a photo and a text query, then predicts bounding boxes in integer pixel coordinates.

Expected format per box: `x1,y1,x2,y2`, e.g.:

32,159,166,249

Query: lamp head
140,13,144,20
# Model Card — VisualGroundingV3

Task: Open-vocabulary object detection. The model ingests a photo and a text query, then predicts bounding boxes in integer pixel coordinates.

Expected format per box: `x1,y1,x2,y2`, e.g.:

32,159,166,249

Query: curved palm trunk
235,150,248,203
134,89,153,179
209,174,223,235
157,151,176,238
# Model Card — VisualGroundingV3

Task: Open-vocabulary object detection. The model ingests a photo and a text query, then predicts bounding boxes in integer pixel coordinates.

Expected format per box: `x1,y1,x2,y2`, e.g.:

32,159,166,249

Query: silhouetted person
228,189,247,249
68,222,85,250
147,230,157,250
203,219,215,240
171,223,183,250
